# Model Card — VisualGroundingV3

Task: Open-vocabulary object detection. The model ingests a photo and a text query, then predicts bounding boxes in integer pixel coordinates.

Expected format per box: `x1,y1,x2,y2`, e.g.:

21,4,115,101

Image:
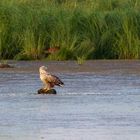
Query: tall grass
0,0,140,60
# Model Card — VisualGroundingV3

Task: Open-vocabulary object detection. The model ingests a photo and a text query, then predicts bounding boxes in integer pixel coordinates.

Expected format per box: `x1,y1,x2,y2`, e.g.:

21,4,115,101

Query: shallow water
0,70,140,140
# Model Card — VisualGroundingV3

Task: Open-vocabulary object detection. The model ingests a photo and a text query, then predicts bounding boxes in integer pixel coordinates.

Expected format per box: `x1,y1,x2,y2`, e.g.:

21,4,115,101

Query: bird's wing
46,74,64,87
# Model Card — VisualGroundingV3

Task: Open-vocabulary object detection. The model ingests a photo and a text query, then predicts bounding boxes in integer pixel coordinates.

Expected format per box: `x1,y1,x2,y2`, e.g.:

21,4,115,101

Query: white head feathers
39,66,48,74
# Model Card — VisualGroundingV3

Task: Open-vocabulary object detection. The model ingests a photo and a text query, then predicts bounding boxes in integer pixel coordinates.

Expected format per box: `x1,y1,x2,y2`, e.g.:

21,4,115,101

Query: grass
0,0,140,61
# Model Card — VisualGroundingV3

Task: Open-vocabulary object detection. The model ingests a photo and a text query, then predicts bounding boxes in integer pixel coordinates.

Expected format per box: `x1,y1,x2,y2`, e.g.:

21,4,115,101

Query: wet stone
0,63,13,68
38,88,57,94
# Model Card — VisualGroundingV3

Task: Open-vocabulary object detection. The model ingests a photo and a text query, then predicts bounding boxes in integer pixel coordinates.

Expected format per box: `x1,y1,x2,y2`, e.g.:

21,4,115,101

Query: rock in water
0,63,13,68
38,88,57,94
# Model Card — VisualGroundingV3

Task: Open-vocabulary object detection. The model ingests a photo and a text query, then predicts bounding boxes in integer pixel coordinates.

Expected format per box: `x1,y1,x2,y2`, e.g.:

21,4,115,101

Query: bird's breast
40,74,46,81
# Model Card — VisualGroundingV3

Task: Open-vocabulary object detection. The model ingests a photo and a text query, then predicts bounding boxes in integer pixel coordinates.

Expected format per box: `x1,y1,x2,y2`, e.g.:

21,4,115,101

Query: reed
0,0,139,60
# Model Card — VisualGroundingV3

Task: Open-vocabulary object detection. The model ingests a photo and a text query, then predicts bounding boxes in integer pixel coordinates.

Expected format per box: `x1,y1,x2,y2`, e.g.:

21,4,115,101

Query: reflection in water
0,71,140,140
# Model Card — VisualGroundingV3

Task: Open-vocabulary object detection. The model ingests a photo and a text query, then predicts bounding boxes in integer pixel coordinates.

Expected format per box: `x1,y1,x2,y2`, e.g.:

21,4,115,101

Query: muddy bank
0,60,140,74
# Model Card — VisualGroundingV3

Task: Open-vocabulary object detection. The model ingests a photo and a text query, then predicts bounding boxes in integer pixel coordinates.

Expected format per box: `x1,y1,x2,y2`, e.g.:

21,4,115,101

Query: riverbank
0,0,140,60
0,60,140,74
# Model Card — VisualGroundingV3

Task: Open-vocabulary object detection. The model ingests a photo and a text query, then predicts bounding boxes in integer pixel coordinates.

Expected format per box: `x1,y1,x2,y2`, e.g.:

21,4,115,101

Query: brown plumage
39,66,64,90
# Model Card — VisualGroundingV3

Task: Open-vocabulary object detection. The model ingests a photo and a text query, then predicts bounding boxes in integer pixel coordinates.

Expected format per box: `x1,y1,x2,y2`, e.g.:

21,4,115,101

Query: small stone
38,88,57,94
0,63,13,68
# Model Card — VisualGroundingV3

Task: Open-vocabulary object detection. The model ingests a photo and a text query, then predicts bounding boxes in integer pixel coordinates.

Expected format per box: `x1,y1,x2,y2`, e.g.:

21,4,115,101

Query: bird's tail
59,84,64,87
58,81,64,87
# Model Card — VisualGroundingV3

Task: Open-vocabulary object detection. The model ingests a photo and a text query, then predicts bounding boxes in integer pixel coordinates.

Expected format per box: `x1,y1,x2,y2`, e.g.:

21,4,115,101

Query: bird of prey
39,66,64,91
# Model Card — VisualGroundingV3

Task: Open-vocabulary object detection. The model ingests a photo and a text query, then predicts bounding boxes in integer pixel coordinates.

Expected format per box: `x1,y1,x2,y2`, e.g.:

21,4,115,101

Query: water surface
0,61,140,140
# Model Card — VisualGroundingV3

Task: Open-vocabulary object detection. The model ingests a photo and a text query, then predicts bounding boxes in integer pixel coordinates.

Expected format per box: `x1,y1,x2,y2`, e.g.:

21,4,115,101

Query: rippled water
0,70,140,140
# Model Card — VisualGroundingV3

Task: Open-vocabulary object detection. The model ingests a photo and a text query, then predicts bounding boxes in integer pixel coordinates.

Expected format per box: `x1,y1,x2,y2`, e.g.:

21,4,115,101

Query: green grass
0,0,140,61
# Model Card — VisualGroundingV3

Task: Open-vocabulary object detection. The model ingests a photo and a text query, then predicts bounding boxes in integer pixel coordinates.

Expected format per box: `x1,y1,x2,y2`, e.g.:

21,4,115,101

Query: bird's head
39,66,48,74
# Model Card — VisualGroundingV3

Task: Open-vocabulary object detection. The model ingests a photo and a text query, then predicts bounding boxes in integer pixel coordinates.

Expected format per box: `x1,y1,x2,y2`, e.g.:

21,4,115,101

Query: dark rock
0,63,13,68
38,88,57,94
